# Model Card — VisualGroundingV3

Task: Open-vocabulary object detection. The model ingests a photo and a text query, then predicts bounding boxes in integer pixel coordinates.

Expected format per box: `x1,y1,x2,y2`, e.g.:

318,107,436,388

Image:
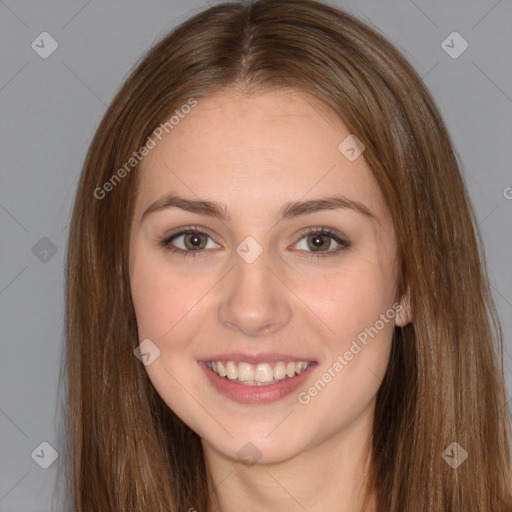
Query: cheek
308,255,397,347
130,246,192,342
130,263,173,339
293,255,396,422
129,251,200,403
129,245,220,360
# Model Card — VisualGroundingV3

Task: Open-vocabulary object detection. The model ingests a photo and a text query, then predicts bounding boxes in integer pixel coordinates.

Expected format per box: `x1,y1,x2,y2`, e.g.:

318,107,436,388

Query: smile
199,358,317,404
206,360,312,386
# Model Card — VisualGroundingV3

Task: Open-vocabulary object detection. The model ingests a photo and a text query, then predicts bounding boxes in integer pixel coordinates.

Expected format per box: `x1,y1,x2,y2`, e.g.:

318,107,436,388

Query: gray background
0,0,510,510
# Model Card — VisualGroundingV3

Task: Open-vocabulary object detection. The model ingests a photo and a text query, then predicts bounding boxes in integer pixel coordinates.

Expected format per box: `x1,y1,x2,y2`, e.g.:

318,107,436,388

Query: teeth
273,361,287,380
255,363,274,382
296,362,308,374
226,361,237,380
206,360,312,384
217,361,227,377
237,362,255,381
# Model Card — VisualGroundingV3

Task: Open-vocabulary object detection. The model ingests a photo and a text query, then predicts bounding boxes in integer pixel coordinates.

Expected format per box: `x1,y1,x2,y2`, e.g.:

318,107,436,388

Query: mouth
205,360,313,386
198,356,317,404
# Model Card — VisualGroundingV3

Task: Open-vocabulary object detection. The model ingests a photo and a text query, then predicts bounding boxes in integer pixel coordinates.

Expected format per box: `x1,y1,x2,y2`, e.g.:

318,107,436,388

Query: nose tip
224,319,279,337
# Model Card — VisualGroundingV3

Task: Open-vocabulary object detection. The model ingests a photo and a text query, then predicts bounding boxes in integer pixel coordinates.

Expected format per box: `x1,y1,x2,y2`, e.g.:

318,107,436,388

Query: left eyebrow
278,195,375,220
140,194,230,224
140,193,376,225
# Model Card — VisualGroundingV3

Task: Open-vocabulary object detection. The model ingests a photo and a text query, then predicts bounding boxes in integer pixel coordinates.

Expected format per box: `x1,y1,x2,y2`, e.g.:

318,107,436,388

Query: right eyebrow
140,194,230,225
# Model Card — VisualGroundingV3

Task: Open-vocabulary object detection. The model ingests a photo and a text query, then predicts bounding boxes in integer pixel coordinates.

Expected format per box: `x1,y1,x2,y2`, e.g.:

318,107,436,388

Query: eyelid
289,226,351,259
159,225,220,258
160,225,217,244
292,226,350,248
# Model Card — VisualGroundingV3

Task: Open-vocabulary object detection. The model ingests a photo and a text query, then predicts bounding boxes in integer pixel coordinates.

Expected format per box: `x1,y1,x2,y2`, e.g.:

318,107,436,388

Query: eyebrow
140,193,375,225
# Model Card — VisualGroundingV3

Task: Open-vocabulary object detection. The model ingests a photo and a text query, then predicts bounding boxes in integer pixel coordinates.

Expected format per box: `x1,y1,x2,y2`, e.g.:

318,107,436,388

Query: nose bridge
218,240,292,336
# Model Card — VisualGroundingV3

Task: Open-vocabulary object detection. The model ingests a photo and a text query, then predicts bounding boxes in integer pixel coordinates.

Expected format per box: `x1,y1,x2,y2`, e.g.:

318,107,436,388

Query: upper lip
199,352,317,364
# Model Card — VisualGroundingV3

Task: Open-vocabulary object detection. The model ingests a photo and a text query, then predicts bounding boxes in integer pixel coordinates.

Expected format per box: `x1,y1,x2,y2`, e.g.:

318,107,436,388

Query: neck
203,406,377,512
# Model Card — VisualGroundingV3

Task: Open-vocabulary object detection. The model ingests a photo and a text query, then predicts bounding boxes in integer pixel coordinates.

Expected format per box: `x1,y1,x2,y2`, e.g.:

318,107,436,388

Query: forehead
133,89,388,222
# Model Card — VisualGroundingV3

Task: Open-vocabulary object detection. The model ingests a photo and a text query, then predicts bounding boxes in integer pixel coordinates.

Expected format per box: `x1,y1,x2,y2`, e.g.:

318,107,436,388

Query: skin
129,88,411,512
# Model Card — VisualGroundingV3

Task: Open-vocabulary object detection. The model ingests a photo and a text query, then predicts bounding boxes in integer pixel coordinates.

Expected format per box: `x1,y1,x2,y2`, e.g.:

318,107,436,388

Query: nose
217,247,292,337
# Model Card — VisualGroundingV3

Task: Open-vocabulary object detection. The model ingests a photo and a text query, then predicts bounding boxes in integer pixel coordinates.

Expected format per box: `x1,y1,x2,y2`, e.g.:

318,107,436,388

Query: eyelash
159,225,351,260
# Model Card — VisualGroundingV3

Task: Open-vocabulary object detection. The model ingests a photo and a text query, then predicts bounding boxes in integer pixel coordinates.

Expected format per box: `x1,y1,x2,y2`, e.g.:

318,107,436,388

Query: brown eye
160,226,220,258
180,232,208,250
293,227,351,258
306,233,333,251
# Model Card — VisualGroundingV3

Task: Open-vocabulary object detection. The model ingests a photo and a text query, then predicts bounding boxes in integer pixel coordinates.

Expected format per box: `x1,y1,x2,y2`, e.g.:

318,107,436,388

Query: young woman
64,0,512,510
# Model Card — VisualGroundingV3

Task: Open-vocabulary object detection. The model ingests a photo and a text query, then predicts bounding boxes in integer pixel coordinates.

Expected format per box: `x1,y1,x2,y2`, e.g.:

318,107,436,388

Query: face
129,88,409,465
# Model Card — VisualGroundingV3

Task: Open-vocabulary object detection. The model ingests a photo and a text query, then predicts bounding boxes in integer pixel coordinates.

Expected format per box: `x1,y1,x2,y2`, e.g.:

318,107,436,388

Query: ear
394,288,412,327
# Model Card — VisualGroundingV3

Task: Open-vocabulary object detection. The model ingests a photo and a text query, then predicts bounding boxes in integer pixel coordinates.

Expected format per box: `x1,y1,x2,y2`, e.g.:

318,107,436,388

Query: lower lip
198,361,317,404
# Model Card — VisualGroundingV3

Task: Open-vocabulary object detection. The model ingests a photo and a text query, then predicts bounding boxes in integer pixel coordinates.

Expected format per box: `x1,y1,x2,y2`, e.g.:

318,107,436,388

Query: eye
159,225,351,259
292,227,351,258
160,226,220,258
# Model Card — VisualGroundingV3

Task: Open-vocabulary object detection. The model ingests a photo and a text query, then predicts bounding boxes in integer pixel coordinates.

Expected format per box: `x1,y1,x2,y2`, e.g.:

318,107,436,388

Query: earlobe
395,288,412,327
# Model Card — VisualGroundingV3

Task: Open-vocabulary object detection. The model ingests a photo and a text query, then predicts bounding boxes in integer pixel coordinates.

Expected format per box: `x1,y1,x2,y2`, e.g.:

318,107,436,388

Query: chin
200,423,314,465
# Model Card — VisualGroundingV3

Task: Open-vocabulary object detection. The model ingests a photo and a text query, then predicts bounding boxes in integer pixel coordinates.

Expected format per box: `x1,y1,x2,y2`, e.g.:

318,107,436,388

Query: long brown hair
64,0,512,510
